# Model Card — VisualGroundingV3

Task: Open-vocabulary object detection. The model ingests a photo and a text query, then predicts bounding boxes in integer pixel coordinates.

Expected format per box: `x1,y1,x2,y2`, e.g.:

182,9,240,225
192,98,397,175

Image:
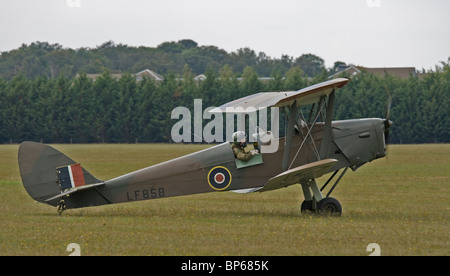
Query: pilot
231,131,258,161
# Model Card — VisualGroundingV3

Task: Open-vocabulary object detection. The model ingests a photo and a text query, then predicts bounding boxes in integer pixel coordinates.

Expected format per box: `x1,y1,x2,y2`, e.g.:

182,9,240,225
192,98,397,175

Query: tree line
0,40,331,80
0,60,449,144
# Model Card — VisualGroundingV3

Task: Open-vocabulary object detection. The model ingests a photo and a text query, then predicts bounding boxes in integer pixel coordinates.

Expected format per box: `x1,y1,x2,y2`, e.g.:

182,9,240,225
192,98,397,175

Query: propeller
383,85,393,146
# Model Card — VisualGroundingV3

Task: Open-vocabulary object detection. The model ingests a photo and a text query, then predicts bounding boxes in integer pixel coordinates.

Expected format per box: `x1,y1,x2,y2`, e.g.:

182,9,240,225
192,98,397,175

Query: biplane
18,78,392,215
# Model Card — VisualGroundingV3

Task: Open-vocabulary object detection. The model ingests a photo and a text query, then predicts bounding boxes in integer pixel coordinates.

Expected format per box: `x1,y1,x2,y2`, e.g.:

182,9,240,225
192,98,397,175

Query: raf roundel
207,166,232,191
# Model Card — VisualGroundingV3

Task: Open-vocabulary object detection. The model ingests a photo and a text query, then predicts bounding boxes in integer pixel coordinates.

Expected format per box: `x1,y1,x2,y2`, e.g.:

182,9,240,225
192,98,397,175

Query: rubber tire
317,197,342,216
300,200,313,214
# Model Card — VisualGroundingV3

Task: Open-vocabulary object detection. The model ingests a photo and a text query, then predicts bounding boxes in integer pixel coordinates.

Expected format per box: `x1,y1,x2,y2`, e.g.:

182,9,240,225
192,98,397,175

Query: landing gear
300,197,342,216
317,197,342,216
300,200,313,214
300,168,347,216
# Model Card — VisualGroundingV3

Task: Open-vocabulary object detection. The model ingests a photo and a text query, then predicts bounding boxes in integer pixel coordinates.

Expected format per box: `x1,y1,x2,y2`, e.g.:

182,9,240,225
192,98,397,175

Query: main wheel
317,197,342,216
300,200,313,213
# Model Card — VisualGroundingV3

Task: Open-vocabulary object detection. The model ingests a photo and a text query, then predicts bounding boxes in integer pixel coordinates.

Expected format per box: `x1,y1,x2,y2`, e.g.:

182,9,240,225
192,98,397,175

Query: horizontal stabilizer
45,182,105,202
260,159,338,192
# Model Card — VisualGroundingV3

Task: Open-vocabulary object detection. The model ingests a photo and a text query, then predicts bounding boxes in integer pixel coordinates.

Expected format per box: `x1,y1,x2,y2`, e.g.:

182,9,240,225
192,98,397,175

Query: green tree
283,67,307,90
1,75,33,142
294,53,325,78
240,66,262,96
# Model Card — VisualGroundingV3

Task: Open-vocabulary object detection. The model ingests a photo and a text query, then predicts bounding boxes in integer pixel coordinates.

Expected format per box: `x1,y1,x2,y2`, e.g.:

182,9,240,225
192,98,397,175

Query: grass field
0,143,449,256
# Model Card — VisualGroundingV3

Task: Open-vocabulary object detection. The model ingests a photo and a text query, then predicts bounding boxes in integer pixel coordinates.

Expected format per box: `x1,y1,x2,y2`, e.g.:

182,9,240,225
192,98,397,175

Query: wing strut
282,100,297,171
287,95,327,170
285,89,336,171
319,90,335,159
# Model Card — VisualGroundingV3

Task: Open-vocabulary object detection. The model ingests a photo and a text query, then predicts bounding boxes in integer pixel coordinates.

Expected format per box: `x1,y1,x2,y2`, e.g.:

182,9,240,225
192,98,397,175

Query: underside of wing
210,78,349,113
260,159,338,192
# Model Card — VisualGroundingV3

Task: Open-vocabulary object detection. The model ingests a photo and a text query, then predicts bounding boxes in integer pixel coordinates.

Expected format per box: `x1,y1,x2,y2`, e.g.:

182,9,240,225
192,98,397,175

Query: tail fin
18,142,102,207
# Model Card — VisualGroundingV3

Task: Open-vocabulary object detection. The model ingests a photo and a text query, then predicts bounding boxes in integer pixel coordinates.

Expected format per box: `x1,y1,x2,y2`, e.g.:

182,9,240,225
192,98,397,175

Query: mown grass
0,143,448,255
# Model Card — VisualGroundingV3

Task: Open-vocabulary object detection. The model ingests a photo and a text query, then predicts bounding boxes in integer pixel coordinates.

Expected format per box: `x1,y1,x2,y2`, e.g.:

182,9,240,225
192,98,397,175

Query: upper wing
259,159,338,192
210,78,349,113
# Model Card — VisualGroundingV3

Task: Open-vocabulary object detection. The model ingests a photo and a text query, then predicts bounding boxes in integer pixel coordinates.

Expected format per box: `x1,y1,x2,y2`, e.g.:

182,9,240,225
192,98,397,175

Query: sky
0,0,449,70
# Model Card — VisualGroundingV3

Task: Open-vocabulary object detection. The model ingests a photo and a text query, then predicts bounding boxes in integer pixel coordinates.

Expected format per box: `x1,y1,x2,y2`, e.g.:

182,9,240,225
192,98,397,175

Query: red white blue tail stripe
57,164,86,190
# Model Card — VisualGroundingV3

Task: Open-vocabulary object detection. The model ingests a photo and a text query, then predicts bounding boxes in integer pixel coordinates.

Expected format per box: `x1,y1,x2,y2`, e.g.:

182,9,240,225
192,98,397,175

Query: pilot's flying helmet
232,131,247,146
